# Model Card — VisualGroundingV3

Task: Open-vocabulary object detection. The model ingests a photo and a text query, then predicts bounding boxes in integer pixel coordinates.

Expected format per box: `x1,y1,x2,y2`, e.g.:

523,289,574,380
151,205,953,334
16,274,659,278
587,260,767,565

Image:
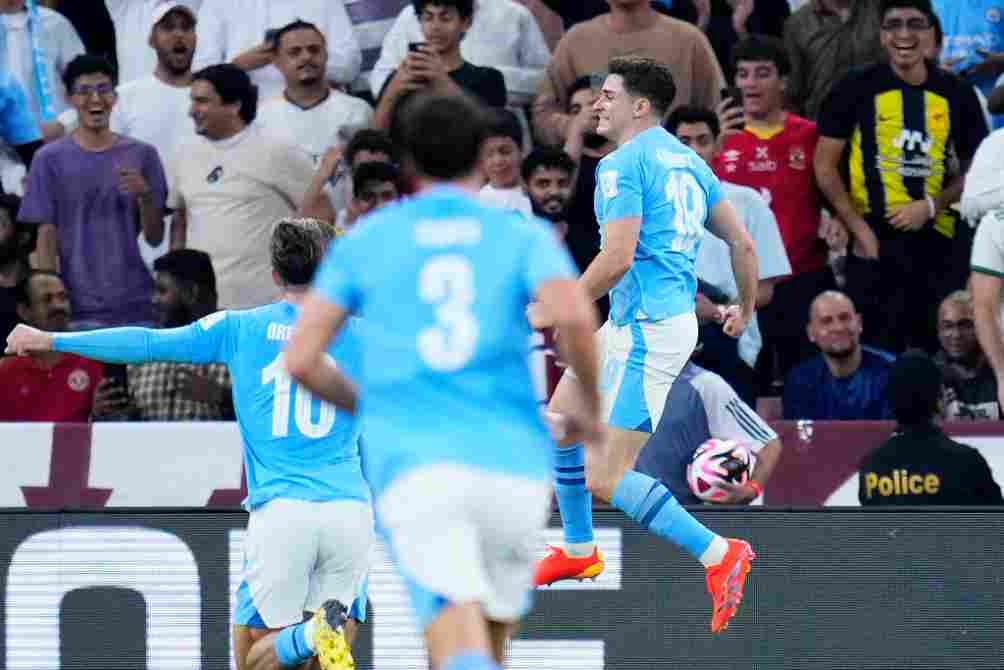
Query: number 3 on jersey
417,254,479,371
261,353,336,438
666,171,707,253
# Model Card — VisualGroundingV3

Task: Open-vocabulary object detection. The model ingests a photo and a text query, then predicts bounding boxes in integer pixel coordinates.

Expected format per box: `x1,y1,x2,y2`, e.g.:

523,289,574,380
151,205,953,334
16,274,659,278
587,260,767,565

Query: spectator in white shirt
103,0,202,85
169,64,336,309
257,20,372,167
191,0,361,102
370,0,549,140
0,0,84,138
478,109,531,215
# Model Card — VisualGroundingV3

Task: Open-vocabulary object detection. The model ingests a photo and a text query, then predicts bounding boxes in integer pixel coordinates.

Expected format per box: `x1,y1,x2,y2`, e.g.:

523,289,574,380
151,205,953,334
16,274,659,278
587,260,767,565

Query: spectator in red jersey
0,271,103,421
714,35,837,392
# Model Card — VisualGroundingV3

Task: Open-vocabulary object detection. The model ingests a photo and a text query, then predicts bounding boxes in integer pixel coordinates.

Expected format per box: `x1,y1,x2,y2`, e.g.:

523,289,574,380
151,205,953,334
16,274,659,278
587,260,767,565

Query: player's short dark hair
732,35,791,77
484,109,523,147
353,161,402,198
609,56,677,119
521,146,575,183
13,270,62,307
391,92,490,180
153,249,218,306
888,351,942,425
880,0,935,23
62,54,118,92
192,64,258,124
413,0,474,20
345,129,396,167
270,218,333,287
665,105,720,139
273,19,325,49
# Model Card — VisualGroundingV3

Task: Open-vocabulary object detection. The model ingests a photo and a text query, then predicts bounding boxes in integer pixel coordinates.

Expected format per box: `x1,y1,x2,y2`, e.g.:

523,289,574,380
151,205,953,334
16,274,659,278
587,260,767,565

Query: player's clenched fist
4,324,53,356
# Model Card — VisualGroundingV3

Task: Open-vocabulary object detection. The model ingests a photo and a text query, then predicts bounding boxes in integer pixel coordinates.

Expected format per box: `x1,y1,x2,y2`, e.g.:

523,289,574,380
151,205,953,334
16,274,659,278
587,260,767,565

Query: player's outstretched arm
707,199,758,338
285,292,359,414
5,322,211,364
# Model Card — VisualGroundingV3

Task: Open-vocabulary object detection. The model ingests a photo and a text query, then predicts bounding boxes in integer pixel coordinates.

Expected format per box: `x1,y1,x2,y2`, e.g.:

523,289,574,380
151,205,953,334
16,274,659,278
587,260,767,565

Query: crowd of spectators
1,0,1004,502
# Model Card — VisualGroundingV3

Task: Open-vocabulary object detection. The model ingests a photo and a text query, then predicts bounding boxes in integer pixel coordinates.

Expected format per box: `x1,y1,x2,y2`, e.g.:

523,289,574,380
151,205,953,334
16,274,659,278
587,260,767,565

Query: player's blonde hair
270,217,334,286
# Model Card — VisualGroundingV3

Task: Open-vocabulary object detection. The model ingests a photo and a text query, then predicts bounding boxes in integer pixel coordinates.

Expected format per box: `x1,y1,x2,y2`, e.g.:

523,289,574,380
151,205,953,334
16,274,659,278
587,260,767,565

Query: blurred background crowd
1,0,1004,476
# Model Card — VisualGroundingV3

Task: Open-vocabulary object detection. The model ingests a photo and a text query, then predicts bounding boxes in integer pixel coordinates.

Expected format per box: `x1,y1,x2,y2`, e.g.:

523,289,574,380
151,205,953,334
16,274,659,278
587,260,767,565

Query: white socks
698,536,729,568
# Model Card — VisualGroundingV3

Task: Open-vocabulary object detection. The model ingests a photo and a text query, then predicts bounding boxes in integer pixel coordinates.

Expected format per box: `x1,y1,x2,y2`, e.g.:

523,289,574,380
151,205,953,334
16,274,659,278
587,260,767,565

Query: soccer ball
686,438,753,503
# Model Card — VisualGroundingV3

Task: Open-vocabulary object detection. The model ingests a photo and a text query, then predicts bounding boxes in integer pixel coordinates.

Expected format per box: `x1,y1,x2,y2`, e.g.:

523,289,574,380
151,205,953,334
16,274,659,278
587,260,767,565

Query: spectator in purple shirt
19,54,167,328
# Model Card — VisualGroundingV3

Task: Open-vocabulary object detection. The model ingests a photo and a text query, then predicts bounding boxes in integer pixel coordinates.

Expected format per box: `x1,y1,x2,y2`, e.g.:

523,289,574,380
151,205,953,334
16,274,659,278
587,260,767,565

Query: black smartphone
721,86,744,109
105,363,128,389
408,41,426,53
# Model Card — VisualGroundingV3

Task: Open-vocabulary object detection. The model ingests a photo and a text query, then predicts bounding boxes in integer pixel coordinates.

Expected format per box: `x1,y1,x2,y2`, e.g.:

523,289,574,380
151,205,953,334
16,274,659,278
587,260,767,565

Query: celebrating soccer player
284,92,602,670
6,219,369,670
533,56,760,633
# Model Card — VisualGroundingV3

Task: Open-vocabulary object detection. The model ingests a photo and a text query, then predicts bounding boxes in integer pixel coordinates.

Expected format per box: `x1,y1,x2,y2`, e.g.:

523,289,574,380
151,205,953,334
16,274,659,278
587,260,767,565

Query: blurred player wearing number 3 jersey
6,219,371,670
283,92,603,670
533,56,760,633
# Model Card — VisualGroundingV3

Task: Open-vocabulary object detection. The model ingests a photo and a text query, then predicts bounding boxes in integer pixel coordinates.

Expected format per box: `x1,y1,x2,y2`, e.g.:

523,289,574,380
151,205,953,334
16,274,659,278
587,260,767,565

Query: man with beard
783,290,895,420
257,20,372,167
90,248,234,421
0,271,104,421
522,146,575,239
934,291,1000,420
58,2,200,269
0,194,33,339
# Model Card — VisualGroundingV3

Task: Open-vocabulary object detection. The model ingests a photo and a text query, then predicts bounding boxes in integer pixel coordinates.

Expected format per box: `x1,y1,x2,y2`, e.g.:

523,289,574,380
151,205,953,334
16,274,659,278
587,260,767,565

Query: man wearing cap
90,248,235,421
858,351,1003,506
103,0,203,85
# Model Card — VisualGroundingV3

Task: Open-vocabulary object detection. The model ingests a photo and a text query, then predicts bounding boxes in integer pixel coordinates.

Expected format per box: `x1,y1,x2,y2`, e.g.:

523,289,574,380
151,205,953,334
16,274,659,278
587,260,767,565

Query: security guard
859,351,1003,505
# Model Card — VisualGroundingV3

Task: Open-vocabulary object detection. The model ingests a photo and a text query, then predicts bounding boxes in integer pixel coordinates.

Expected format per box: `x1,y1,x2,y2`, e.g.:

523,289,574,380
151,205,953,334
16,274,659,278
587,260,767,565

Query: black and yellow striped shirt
818,63,987,238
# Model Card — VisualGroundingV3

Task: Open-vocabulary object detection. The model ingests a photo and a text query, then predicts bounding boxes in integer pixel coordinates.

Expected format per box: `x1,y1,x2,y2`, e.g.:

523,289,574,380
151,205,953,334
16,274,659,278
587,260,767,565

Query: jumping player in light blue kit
284,92,603,670
533,56,761,634
6,219,370,670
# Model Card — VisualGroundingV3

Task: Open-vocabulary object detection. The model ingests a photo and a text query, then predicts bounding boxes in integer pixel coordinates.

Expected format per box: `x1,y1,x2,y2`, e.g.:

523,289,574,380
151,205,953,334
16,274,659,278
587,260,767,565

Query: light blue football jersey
934,0,1004,96
312,185,578,496
594,126,724,326
54,302,370,510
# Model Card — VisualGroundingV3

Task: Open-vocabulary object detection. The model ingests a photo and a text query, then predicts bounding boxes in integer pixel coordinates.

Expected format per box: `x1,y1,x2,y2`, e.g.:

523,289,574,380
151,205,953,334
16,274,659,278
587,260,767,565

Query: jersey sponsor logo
67,369,91,393
892,129,932,154
788,146,807,171
600,170,619,199
755,146,769,159
721,149,741,163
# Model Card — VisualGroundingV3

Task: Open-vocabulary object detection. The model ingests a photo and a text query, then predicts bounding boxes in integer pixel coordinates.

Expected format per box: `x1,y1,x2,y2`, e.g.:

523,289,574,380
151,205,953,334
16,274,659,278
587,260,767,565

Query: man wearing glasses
19,54,168,328
814,0,988,355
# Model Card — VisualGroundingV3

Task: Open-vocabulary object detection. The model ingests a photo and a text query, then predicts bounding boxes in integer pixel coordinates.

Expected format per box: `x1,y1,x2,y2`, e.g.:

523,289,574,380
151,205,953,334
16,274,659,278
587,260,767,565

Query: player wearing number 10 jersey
536,56,760,633
285,92,603,670
5,219,370,670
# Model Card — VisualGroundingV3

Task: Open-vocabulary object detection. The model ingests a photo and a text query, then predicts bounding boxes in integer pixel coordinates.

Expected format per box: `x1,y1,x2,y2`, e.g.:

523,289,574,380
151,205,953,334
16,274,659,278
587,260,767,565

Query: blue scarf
0,0,56,121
